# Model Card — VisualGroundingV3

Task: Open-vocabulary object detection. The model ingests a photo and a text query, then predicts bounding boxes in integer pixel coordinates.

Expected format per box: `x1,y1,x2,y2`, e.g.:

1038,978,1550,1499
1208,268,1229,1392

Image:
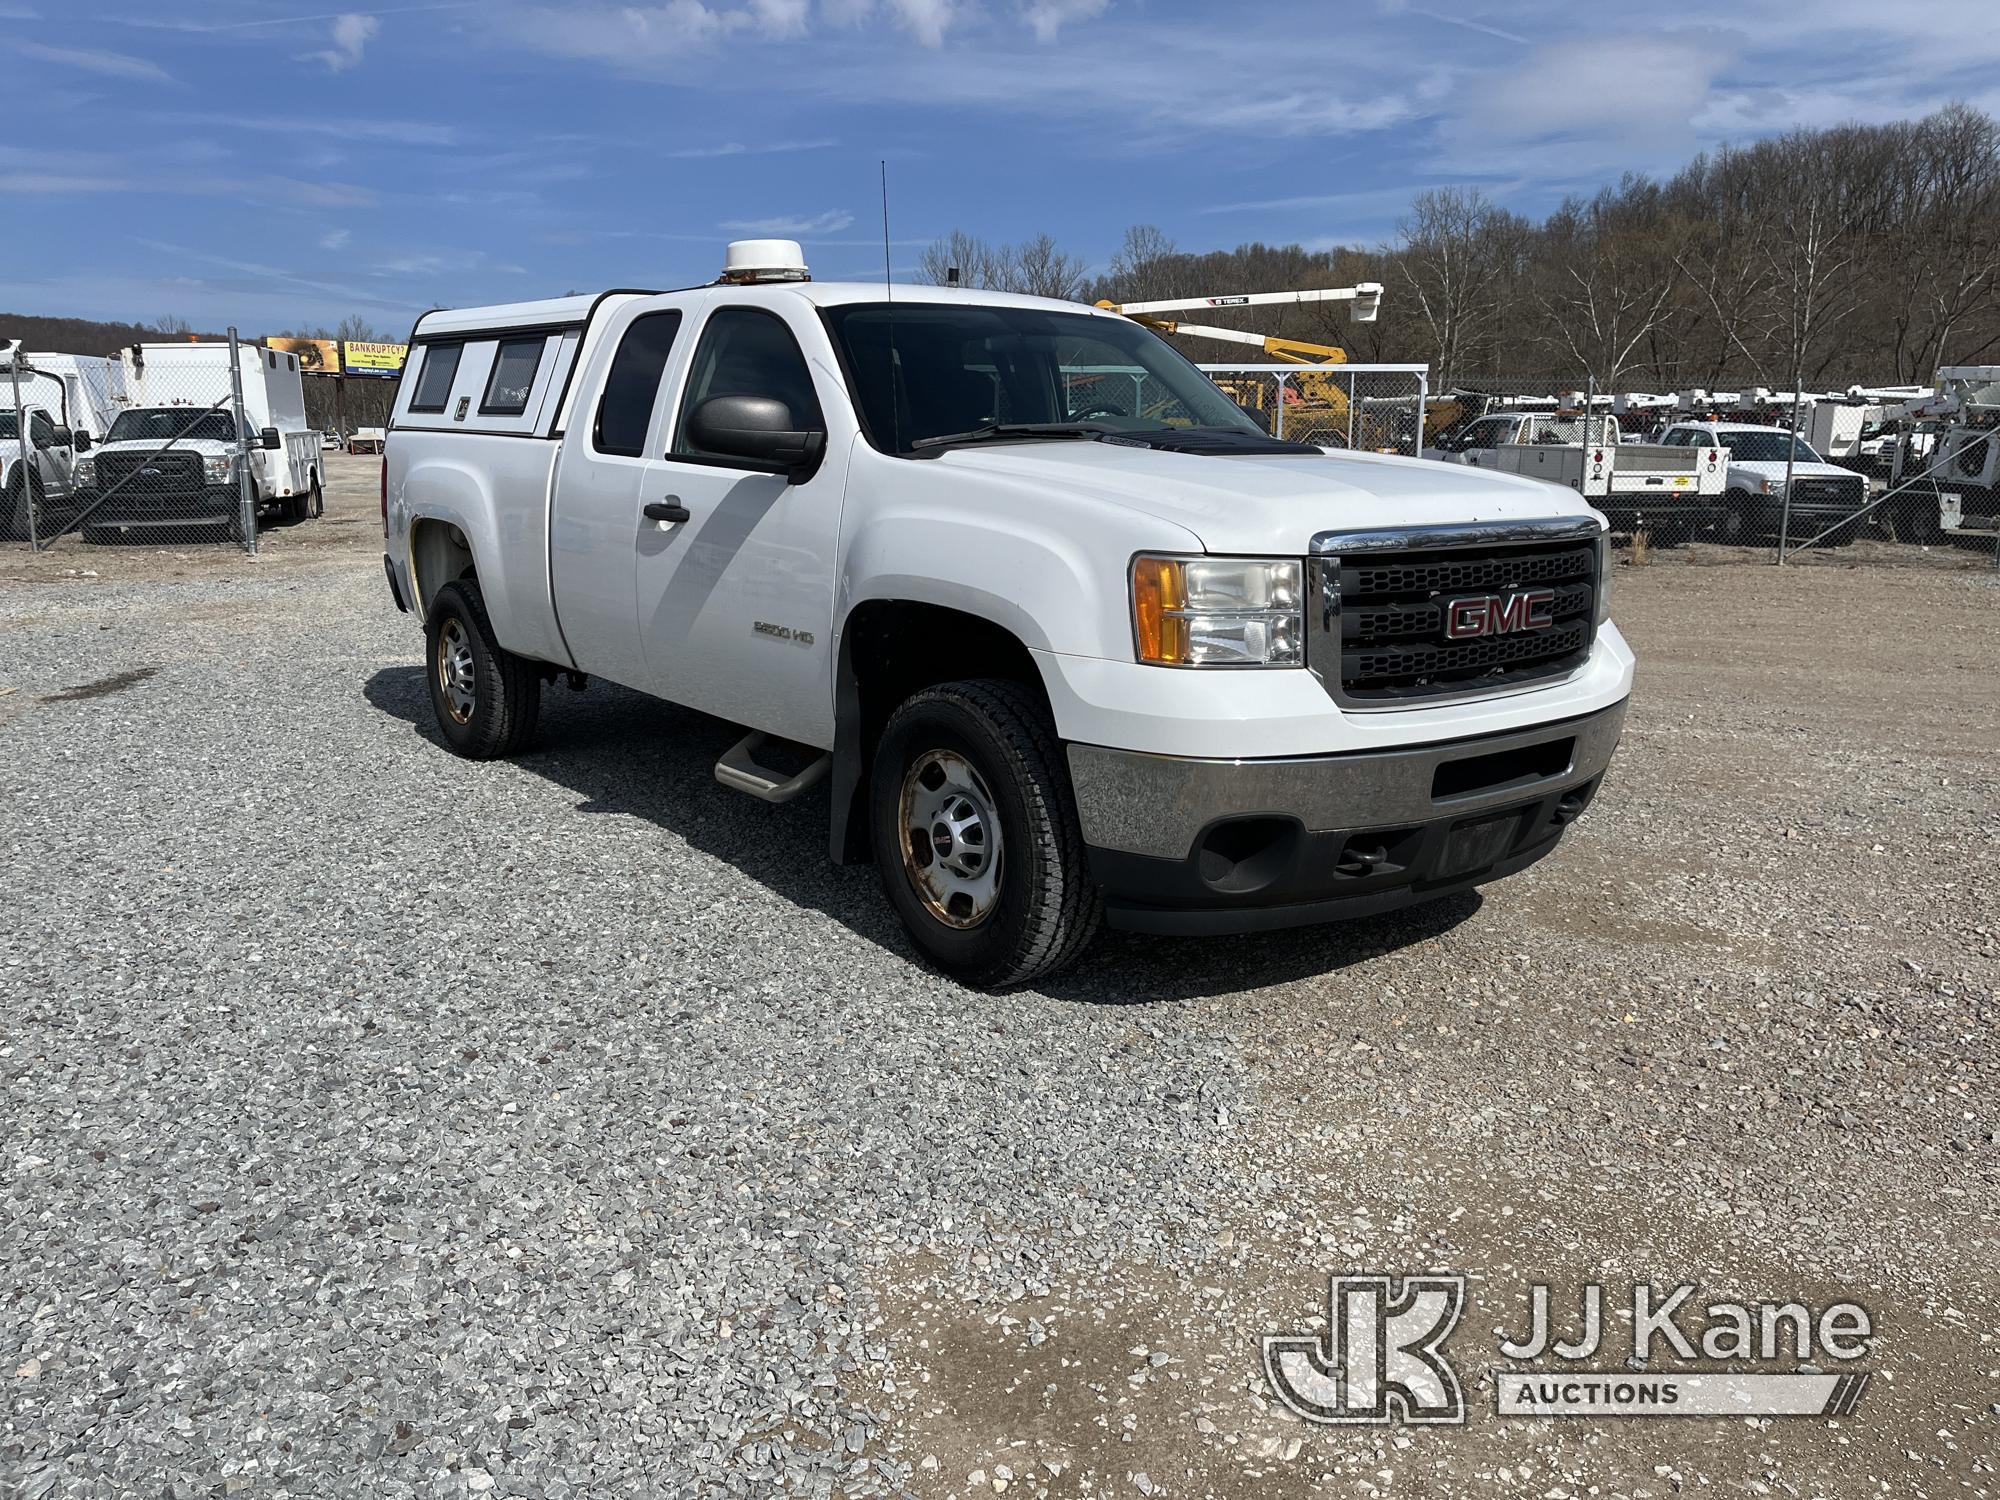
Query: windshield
822,302,1263,455
1701,430,1825,463
107,407,237,444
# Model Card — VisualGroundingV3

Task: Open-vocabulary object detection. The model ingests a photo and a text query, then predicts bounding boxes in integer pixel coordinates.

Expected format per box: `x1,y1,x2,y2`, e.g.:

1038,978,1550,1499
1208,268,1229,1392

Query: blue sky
4,0,1995,335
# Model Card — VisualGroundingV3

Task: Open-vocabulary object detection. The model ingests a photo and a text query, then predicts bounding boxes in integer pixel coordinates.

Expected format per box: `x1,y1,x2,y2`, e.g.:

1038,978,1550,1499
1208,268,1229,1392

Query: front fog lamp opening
1133,556,1303,667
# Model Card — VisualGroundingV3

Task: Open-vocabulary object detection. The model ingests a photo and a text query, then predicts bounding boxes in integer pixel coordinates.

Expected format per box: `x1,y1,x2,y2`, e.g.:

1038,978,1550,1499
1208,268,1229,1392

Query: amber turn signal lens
1132,556,1189,664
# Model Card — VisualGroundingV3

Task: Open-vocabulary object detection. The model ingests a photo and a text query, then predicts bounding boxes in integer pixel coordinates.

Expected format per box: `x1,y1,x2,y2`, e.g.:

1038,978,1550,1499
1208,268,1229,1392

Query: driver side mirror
259,426,281,450
49,426,71,449
72,429,91,452
686,395,826,482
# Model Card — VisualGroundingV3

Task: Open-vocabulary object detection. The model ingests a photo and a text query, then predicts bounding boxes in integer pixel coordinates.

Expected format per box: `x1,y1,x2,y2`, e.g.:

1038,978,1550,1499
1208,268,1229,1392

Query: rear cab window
594,311,684,457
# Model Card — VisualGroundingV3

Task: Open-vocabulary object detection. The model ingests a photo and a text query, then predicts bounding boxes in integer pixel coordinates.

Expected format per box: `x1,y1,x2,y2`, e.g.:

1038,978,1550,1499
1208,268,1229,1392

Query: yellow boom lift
1095,283,1384,441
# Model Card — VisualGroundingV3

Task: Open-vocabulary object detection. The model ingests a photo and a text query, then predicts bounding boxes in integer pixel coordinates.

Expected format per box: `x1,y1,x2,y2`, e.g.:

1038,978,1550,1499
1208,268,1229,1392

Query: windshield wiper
908,421,1114,453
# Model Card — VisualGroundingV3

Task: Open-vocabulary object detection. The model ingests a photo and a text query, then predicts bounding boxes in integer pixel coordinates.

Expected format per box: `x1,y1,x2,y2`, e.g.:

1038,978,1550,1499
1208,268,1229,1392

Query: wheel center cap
931,823,954,857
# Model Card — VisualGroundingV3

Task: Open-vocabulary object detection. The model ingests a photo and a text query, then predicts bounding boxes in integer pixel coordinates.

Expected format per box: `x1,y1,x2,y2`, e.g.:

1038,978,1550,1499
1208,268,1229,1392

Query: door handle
643,500,690,524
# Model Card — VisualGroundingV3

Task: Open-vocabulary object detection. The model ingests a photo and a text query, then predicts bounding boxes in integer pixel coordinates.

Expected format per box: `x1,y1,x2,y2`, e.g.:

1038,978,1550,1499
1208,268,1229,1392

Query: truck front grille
94,451,204,494
1308,522,1601,707
1789,475,1865,509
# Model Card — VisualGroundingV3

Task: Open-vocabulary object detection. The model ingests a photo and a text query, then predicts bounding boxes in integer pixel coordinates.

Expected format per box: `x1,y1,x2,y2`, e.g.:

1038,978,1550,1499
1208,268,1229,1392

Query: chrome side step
714,732,830,805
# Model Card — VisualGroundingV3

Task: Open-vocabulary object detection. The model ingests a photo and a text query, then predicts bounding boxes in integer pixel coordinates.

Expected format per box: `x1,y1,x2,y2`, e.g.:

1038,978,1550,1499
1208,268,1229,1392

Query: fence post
226,328,257,555
1415,371,1429,458
1273,373,1288,439
9,352,37,550
1346,371,1357,449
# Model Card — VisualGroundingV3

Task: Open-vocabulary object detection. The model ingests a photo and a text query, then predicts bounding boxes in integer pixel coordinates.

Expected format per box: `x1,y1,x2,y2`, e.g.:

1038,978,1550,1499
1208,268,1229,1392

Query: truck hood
926,442,1592,553
1725,459,1854,482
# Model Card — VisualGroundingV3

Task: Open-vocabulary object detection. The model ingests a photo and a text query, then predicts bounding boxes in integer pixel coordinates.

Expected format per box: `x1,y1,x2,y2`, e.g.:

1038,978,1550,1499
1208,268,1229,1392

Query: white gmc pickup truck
382,241,1632,986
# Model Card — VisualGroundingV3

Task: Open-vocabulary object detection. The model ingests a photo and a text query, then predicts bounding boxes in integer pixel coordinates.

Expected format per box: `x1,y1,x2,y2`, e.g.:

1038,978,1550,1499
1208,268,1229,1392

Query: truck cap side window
480,336,549,417
594,311,684,458
409,343,463,414
673,308,823,460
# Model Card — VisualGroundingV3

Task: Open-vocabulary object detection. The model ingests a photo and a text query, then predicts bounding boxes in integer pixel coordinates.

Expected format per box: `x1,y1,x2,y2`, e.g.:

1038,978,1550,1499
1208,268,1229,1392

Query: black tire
310,473,325,518
80,526,118,545
1717,489,1753,544
423,578,540,759
4,470,43,543
870,679,1101,989
1889,497,1944,544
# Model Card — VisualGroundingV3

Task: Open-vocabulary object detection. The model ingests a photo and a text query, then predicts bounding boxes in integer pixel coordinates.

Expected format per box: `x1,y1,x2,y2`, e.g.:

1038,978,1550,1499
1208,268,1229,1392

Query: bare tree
916,231,1016,290
1100,224,1182,304
1534,185,1686,388
1010,234,1089,301
1394,188,1522,385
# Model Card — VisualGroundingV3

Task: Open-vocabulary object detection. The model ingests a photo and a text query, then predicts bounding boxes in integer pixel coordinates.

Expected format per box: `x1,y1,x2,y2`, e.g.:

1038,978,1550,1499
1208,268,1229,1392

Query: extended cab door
549,301,692,690
634,301,845,748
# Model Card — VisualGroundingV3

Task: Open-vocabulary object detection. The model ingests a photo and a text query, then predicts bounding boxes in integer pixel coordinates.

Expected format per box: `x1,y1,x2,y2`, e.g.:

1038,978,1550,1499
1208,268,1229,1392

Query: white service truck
1428,411,1725,537
1657,421,1872,546
2,346,126,539
382,241,1633,986
74,342,324,542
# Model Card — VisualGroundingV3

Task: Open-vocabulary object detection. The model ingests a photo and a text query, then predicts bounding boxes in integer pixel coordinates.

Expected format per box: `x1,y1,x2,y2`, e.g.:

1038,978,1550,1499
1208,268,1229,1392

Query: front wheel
870,679,1100,988
423,578,540,759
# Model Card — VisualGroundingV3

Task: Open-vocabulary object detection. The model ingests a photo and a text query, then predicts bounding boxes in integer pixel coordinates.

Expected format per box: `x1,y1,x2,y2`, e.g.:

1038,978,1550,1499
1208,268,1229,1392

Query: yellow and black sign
267,337,342,375
343,341,408,377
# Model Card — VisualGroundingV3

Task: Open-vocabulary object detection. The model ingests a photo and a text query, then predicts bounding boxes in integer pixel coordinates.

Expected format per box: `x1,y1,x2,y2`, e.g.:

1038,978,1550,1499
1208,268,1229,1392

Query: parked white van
382,241,1633,986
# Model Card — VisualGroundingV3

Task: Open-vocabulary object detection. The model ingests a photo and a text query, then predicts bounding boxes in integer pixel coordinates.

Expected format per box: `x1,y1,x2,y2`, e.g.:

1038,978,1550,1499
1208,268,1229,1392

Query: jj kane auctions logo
1263,1275,1874,1424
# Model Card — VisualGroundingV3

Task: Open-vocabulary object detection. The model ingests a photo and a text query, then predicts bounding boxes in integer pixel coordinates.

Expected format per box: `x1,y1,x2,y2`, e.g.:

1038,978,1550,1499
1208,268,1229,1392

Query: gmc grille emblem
1443,589,1557,640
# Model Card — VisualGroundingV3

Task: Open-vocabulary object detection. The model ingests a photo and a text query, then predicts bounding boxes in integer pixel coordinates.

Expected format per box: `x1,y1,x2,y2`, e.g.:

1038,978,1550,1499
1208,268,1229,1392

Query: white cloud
665,136,837,158
321,228,354,251
884,0,955,46
718,208,857,234
155,112,461,147
306,13,380,71
1023,0,1109,43
9,41,173,82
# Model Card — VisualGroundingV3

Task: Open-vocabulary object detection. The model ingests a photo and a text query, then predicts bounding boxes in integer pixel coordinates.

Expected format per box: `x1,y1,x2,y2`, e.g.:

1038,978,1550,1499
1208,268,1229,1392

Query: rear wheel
870,679,1100,989
424,577,540,759
1717,489,1753,545
1889,495,1944,544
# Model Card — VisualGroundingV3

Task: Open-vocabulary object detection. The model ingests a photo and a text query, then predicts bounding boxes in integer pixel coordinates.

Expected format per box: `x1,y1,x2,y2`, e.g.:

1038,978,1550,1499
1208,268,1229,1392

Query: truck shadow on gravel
364,667,1480,1002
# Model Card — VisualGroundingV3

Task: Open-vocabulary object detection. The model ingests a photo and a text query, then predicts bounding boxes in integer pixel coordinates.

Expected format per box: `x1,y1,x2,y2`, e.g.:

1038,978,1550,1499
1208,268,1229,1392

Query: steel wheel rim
437,617,476,724
898,749,1003,929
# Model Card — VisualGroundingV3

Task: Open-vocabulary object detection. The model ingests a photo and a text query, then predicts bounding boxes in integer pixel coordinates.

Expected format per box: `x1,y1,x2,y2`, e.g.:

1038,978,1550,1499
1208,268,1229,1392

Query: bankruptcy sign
342,341,408,377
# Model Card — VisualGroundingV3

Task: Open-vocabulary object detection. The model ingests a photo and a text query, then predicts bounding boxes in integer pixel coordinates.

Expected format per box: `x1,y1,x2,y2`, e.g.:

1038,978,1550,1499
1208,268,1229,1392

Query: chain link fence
1197,363,1431,453
3,328,327,555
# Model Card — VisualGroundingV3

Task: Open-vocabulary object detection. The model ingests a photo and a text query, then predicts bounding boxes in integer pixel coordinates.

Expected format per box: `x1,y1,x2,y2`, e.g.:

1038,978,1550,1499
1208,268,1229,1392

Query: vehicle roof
410,282,1126,341
1665,420,1792,433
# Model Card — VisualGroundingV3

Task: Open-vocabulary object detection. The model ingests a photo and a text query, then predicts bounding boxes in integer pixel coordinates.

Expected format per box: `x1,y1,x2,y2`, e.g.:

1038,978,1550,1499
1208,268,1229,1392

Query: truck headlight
204,454,234,483
1758,476,1782,495
73,456,94,486
1132,556,1303,667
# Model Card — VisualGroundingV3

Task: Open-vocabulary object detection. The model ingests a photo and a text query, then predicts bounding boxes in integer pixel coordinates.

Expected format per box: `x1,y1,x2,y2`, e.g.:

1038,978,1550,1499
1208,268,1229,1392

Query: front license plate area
1437,809,1528,879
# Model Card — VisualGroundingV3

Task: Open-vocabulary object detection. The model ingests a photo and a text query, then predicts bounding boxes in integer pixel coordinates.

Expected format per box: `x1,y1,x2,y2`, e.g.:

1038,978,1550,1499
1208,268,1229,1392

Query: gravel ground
3,455,1997,1499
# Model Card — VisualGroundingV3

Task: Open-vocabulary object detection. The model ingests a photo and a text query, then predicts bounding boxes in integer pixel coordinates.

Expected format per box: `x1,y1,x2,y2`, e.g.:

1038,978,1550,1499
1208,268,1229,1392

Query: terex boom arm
1096,282,1384,368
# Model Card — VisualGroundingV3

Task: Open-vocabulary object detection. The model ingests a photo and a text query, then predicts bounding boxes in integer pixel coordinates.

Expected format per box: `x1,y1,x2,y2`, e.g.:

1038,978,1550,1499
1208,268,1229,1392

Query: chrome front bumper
1065,700,1629,934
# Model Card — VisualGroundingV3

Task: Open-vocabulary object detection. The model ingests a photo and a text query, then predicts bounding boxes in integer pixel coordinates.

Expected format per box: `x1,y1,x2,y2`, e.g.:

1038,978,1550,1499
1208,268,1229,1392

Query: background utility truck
2,345,127,540
1427,411,1725,538
382,240,1633,987
74,342,324,542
